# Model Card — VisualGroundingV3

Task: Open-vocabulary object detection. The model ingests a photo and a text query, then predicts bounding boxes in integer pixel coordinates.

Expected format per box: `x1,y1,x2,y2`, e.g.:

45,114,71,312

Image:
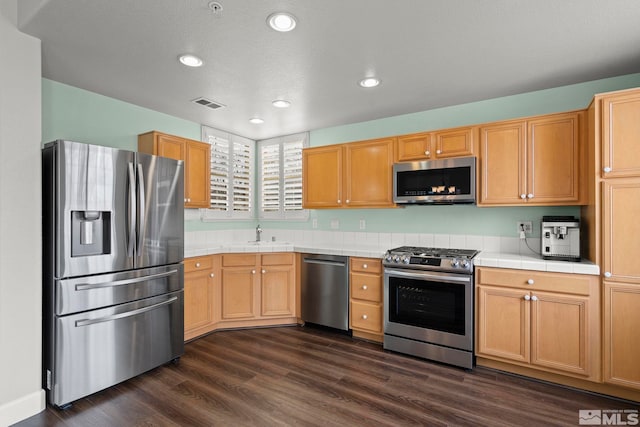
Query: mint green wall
42,74,640,237
42,79,200,150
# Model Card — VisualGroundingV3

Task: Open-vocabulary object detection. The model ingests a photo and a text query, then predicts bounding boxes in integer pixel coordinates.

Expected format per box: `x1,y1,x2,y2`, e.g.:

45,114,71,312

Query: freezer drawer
55,264,183,315
47,290,184,407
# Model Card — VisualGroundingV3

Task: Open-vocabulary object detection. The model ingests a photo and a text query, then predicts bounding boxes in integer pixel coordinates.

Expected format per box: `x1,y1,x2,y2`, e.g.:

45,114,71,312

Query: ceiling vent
192,97,226,110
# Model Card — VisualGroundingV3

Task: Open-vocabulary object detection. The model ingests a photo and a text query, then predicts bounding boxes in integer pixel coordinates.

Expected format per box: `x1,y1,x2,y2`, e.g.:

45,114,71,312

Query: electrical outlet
359,219,366,230
330,219,340,230
517,221,533,234
312,218,318,229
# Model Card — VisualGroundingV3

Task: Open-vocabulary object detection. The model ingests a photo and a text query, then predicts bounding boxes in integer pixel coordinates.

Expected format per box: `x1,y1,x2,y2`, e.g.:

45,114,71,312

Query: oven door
384,267,473,351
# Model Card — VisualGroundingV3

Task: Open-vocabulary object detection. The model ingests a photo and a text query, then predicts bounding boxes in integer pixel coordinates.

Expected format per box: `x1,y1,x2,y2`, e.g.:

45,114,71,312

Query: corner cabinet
396,126,476,162
475,267,600,382
302,137,395,209
478,111,585,206
349,257,383,342
138,131,211,208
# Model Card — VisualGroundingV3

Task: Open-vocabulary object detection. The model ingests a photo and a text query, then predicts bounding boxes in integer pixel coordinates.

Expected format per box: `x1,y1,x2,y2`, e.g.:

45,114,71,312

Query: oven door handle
384,268,472,284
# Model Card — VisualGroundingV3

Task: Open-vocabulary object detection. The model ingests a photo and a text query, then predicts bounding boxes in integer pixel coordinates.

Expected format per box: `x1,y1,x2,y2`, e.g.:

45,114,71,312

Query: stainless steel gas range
383,246,480,369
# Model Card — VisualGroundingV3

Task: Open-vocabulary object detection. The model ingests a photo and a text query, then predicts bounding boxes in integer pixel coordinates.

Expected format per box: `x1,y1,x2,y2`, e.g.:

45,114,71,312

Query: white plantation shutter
258,133,308,220
202,126,254,219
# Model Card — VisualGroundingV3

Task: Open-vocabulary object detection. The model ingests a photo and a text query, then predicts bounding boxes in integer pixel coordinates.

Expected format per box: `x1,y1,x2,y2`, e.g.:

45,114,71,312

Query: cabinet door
261,265,295,317
602,179,640,283
527,113,581,204
433,127,474,158
156,133,185,161
604,282,640,390
184,269,214,332
221,268,258,320
530,291,590,376
476,285,530,363
602,90,640,178
478,121,526,205
184,140,211,208
396,133,432,161
344,137,395,207
302,145,343,208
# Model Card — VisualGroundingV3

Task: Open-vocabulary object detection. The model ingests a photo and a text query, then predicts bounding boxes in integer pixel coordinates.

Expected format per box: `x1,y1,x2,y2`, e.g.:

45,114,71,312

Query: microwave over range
393,157,476,205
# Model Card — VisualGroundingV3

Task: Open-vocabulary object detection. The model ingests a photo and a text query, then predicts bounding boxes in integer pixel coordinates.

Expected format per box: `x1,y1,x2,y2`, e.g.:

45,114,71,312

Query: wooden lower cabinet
603,281,640,390
184,252,297,340
349,257,383,342
184,255,220,341
476,267,600,381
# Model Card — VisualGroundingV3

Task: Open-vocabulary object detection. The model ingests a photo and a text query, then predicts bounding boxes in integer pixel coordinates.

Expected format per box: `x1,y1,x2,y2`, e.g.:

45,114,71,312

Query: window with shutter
202,126,254,220
258,133,309,220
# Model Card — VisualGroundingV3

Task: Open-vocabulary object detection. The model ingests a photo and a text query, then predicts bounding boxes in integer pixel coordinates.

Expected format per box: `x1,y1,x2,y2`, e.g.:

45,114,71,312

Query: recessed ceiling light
178,54,203,67
359,77,380,88
272,100,291,108
249,117,265,124
267,12,297,32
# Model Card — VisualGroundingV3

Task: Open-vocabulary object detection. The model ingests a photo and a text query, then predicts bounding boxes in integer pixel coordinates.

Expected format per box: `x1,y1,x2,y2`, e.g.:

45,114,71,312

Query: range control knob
461,260,470,268
401,255,410,264
450,259,460,268
393,255,401,263
384,253,393,262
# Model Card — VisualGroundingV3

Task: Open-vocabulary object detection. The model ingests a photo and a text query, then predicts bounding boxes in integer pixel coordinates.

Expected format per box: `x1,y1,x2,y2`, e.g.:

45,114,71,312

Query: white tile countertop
184,230,599,276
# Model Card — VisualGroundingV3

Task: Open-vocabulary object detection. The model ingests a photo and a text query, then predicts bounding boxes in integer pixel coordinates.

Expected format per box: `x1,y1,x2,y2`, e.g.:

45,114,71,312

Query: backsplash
185,228,542,256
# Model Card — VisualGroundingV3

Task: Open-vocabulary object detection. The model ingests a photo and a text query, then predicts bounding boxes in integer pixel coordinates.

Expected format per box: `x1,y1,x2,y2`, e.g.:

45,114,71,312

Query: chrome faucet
256,224,263,242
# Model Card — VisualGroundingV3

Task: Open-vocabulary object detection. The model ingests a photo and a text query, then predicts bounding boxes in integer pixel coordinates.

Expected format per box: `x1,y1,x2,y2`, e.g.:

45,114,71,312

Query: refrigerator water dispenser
71,210,111,256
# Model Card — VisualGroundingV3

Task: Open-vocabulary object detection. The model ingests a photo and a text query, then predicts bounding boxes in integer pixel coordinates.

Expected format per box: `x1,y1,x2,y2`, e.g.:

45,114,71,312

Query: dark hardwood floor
14,325,639,426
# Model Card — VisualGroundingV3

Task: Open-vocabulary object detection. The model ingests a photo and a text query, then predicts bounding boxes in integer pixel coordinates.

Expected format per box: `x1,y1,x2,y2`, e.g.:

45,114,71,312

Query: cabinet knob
362,314,368,320
531,295,538,301
527,193,534,199
436,149,442,154
524,295,531,301
362,285,368,290
603,167,612,173
184,198,188,202
262,269,266,274
346,199,350,204
604,272,612,278
251,270,256,274
520,194,526,199
209,273,214,278
195,262,201,268
425,150,430,156
337,199,341,204
363,264,368,269
527,279,534,285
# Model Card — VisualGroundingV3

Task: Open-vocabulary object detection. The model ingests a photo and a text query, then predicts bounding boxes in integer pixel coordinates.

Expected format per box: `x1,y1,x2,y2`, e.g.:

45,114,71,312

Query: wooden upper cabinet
479,121,526,205
302,137,395,209
602,178,640,283
302,145,343,208
396,127,475,162
479,111,583,206
527,112,581,203
138,131,211,209
396,133,432,161
601,89,640,178
344,137,395,207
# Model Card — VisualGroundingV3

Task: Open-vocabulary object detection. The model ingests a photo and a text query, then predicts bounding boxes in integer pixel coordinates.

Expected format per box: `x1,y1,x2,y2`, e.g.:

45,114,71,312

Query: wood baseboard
477,357,640,403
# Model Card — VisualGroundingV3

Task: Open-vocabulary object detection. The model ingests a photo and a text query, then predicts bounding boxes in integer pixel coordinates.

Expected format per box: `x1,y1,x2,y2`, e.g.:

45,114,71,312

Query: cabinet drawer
185,256,213,272
351,301,382,333
477,268,594,295
222,254,257,267
350,257,382,274
261,253,294,266
350,273,382,302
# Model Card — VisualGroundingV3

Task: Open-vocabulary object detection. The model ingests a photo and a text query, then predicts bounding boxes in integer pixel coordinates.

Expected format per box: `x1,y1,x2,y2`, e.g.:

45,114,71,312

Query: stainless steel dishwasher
300,253,349,331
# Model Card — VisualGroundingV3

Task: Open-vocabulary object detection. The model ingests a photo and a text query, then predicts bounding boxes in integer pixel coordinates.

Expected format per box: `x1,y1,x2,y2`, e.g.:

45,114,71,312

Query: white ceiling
18,0,640,140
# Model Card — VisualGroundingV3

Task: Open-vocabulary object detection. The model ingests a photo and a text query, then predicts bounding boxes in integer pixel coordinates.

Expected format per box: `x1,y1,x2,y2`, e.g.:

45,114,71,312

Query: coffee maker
541,216,580,261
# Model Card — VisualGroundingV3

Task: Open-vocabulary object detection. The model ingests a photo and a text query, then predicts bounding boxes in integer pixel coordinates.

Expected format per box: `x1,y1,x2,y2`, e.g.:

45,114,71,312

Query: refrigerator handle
127,162,136,258
136,163,146,255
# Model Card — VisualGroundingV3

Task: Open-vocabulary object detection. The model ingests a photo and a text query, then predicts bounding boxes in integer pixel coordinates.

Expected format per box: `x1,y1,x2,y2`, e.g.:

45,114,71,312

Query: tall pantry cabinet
584,88,640,391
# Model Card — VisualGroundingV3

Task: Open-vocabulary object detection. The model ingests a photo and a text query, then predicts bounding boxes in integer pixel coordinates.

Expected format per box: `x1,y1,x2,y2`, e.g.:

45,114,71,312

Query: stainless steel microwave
393,157,476,204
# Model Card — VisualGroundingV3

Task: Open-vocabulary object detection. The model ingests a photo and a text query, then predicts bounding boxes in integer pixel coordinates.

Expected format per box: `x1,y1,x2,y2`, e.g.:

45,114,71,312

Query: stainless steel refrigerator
42,140,185,408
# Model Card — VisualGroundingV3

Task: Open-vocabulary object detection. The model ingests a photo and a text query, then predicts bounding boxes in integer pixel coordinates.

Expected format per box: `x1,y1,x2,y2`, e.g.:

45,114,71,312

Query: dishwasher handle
302,258,347,267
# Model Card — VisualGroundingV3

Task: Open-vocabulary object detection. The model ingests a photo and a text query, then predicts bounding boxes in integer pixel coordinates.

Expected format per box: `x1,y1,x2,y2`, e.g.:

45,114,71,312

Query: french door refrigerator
42,140,185,408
